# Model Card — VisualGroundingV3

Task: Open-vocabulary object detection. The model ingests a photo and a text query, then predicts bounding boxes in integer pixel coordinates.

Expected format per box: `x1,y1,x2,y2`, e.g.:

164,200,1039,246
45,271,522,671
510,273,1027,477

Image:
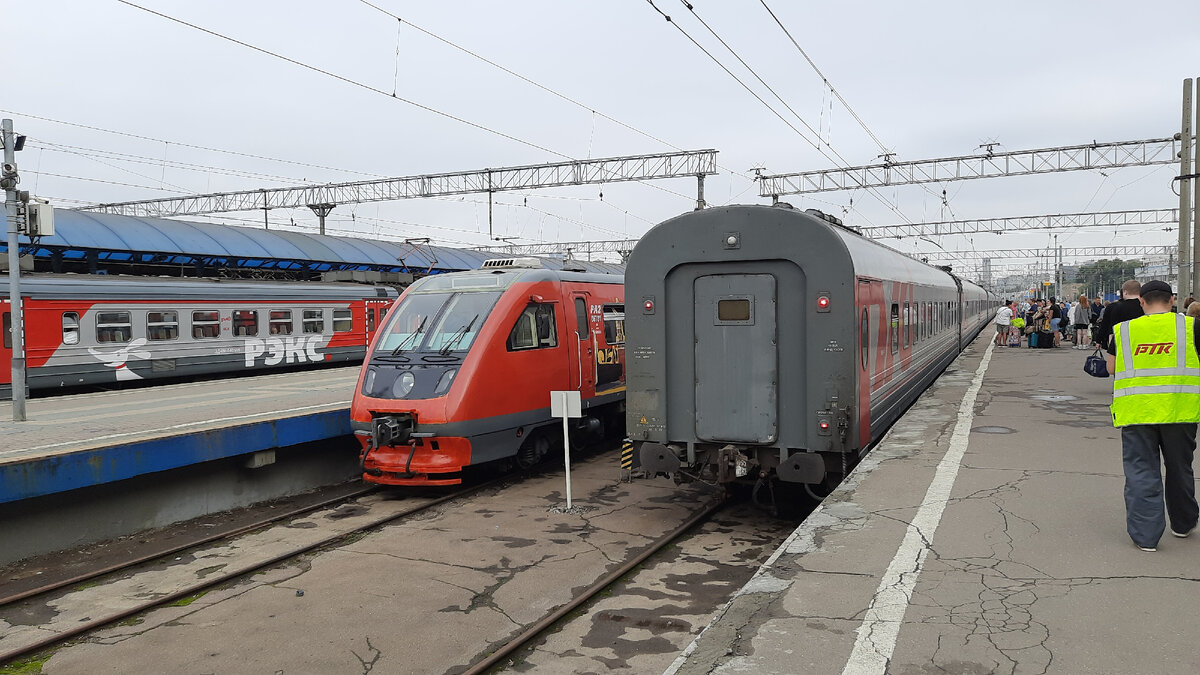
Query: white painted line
0,402,345,458
842,341,995,675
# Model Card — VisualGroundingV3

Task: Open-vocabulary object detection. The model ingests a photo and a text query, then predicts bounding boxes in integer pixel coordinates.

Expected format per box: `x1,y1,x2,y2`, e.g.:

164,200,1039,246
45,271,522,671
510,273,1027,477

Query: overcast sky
9,1,1200,284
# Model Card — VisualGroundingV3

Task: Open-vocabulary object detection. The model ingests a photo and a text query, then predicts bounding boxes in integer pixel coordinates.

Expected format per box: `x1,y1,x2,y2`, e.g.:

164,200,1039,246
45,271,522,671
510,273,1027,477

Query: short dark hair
1142,289,1172,304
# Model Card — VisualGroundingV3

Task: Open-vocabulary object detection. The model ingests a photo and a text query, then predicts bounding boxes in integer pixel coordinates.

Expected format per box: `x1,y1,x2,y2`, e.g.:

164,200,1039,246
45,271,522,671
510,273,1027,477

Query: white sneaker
1171,526,1195,538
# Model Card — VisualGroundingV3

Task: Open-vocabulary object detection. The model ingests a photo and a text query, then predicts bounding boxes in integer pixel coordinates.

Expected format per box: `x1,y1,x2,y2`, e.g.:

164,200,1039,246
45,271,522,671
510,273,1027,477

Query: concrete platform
0,366,361,503
668,332,1200,675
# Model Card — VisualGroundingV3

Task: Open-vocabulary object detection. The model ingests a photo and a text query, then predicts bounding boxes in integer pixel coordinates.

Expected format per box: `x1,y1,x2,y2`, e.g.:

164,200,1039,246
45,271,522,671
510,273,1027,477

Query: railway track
461,497,728,674
1,445,744,673
0,477,505,665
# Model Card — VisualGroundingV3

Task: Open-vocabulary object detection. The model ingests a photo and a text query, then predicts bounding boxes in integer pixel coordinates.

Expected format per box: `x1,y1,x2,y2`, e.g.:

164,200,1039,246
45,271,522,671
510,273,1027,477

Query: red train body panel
351,261,625,485
1,274,397,397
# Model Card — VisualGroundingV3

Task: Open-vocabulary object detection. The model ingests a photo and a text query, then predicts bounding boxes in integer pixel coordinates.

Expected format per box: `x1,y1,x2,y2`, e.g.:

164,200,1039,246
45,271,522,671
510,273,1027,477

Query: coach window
191,311,220,339
333,309,353,333
903,302,911,348
303,309,325,334
62,312,80,345
147,311,178,341
232,310,258,337
269,310,293,335
860,308,869,369
889,303,899,354
97,311,132,343
508,303,558,351
3,313,10,349
603,304,625,345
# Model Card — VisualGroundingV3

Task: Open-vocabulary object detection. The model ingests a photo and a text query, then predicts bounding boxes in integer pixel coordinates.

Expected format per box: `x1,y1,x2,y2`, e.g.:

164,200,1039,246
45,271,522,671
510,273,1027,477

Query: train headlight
433,368,457,396
393,371,416,398
362,368,377,395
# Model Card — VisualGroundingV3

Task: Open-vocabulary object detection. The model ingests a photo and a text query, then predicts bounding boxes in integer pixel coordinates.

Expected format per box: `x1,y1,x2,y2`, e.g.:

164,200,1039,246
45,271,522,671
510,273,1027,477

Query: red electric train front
351,261,625,485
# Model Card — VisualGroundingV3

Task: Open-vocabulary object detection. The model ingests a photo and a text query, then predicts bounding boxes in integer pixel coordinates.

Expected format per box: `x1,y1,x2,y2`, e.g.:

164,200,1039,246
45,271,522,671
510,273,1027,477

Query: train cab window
574,298,589,340
62,312,80,345
97,311,132,343
270,310,293,335
191,311,220,339
603,304,626,345
303,309,325,334
903,302,911,348
333,309,352,333
508,303,558,351
232,310,258,337
860,308,869,369
147,311,178,341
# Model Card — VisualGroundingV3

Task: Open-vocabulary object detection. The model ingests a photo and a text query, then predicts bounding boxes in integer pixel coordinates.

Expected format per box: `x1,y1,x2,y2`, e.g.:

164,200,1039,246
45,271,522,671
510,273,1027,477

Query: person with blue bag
1105,280,1200,552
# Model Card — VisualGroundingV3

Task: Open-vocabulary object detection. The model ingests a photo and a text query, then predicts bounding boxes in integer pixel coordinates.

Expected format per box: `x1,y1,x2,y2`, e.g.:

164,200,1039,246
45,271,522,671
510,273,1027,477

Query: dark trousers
1121,423,1199,547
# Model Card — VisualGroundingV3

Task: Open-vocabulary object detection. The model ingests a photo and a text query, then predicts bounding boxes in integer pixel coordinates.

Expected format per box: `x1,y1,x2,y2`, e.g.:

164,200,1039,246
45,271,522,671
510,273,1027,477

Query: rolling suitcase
1037,331,1055,348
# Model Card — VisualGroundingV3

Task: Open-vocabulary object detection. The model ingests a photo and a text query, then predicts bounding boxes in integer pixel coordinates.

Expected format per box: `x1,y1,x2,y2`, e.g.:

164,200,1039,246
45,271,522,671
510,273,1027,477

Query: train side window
191,311,220,339
860,308,869,369
367,308,375,332
333,309,352,333
270,310,293,335
62,312,80,345
97,311,132,343
303,309,325,334
889,303,899,354
233,310,258,337
603,304,625,345
903,302,911,347
3,313,10,349
574,298,589,339
147,311,178,341
508,303,558,351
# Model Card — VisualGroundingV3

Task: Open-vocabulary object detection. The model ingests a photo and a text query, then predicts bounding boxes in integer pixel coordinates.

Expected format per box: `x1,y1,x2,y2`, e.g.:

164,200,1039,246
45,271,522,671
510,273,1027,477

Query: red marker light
819,421,830,429
817,296,830,309
644,300,654,312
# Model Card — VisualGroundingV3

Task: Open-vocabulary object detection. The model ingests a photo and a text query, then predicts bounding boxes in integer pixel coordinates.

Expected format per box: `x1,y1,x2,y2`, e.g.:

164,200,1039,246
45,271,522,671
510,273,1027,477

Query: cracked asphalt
9,450,720,674
668,334,1200,675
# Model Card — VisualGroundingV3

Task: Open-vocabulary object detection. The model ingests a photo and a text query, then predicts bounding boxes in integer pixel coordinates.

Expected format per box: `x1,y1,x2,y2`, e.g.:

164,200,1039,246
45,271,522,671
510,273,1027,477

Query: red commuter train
1,274,397,397
351,258,625,486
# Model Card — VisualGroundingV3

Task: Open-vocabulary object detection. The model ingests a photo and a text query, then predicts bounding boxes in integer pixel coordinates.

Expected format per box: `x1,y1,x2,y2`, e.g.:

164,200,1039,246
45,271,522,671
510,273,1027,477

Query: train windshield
374,290,502,356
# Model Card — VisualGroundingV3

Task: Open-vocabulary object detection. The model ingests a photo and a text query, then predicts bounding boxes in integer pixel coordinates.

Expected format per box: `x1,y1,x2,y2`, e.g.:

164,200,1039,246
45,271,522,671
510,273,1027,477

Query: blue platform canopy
7,210,623,276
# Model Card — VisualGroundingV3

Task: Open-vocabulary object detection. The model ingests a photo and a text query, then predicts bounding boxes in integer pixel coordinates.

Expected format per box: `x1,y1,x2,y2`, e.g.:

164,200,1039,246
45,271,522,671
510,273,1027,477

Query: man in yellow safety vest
1107,280,1200,552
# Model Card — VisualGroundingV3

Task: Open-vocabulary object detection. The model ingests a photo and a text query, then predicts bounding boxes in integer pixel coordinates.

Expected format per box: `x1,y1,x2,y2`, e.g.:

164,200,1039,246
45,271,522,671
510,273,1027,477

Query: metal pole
1179,78,1192,297
3,119,27,421
696,174,706,210
1193,76,1200,298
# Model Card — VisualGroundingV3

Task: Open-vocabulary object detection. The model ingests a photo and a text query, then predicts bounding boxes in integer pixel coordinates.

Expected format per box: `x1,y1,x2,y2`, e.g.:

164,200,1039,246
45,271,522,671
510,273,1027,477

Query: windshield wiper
391,316,428,355
439,314,479,356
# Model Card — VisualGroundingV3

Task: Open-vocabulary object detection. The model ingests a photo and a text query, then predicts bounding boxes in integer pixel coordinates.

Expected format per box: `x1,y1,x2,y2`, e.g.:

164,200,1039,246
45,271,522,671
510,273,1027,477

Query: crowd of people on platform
992,279,1200,553
992,282,1200,352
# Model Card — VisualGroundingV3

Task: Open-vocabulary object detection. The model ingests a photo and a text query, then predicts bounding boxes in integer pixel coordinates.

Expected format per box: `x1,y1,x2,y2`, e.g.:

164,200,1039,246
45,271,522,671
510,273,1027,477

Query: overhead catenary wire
114,0,570,160
652,1,927,231
0,108,384,179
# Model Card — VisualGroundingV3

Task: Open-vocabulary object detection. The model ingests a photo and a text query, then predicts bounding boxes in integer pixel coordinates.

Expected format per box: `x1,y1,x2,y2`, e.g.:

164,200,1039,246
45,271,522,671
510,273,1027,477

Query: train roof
0,273,399,301
630,203,970,291
20,209,623,276
405,264,623,294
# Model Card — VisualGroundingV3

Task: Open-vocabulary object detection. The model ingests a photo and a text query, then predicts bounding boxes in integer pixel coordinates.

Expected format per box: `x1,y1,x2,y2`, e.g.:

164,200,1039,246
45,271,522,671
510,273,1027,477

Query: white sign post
550,390,583,509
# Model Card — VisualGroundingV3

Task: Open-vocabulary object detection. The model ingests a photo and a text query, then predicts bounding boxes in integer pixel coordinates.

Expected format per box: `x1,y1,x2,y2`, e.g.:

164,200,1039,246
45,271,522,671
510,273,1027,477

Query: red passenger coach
352,259,625,486
1,274,397,397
